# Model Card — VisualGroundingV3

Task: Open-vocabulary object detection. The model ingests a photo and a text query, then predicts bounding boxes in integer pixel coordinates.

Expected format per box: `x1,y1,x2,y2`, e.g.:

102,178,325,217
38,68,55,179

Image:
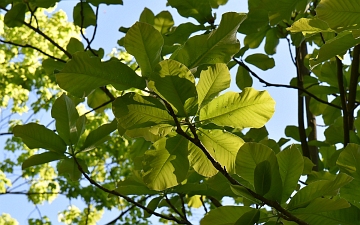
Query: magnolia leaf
142,135,189,191
236,65,252,90
167,0,213,24
13,123,67,154
235,209,260,225
200,88,275,129
154,11,174,34
51,94,80,145
164,22,204,46
22,152,65,170
254,160,272,196
200,206,255,225
196,128,244,174
139,7,155,25
87,0,123,6
148,59,197,116
287,18,334,35
337,143,360,179
171,12,246,69
265,28,279,55
144,196,162,218
4,2,26,28
236,143,282,202
124,22,163,77
112,93,174,131
292,198,350,214
188,142,218,177
124,124,174,142
310,31,360,68
66,37,84,54
288,173,353,210
115,174,158,196
196,63,231,108
316,0,360,32
80,120,117,152
230,185,262,204
245,53,275,71
57,158,89,181
56,52,146,97
277,145,304,203
87,88,110,112
73,2,96,28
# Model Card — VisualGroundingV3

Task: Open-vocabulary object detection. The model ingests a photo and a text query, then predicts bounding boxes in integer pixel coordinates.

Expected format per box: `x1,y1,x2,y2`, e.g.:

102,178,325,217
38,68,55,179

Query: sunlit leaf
200,88,275,129
154,11,174,34
287,18,334,35
13,123,67,154
124,22,163,77
254,160,272,196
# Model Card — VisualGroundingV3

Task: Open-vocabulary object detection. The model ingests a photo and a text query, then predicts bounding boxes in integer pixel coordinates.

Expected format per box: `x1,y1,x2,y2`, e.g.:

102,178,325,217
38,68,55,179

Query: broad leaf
81,120,117,152
200,206,256,225
188,142,218,177
287,18,334,36
245,53,275,71
236,65,253,90
4,2,26,28
51,94,80,145
22,152,65,170
148,59,197,116
340,179,360,210
287,173,353,210
292,198,350,214
235,142,282,202
115,173,158,195
142,135,189,191
87,0,123,6
195,128,244,174
200,88,275,129
144,196,162,218
310,31,360,68
112,92,174,131
57,158,89,181
124,22,163,77
235,209,260,225
337,143,360,179
56,52,146,97
73,2,96,28
139,7,155,25
254,160,272,196
123,124,174,142
163,22,204,46
13,123,67,154
66,37,84,54
171,12,246,69
167,0,213,24
154,11,174,34
277,145,304,203
316,0,360,32
196,63,231,108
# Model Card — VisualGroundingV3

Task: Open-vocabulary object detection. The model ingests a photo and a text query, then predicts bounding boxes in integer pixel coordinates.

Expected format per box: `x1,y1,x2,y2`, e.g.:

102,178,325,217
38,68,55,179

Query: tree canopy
1,0,360,224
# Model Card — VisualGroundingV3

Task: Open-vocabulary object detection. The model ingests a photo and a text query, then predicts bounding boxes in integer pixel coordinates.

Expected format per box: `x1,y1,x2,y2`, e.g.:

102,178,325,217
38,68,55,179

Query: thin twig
200,196,208,213
179,194,188,219
79,1,98,56
104,203,138,225
72,157,191,224
165,194,189,223
286,37,296,66
233,57,341,109
0,39,66,63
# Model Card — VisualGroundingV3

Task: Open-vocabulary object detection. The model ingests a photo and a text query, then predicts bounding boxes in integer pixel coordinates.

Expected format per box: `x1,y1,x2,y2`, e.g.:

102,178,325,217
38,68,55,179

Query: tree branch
233,57,341,110
348,44,360,130
0,39,66,63
72,157,191,225
79,1,99,56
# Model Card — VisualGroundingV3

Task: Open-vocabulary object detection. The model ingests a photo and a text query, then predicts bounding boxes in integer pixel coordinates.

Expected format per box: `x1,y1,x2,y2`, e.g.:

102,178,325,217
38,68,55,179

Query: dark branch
80,1,98,56
165,194,189,223
232,57,341,109
0,39,66,63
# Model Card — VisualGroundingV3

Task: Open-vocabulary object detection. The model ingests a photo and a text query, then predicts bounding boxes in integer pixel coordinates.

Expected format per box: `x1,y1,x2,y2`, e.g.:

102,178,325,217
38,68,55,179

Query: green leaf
148,59,197,116
66,38,84,54
22,152,65,170
277,145,304,203
56,52,146,97
340,179,360,210
57,158,89,181
51,94,80,145
200,206,255,225
115,172,158,195
254,160,272,196
144,196,162,218
235,65,253,90
235,142,282,202
171,12,246,69
265,28,280,55
195,128,244,174
4,2,26,28
81,120,117,152
139,7,155,25
316,0,360,32
163,22,204,46
235,209,260,225
42,58,65,75
188,142,218,177
112,93,174,130
142,135,189,191
292,198,350,214
196,63,231,108
124,22,163,77
244,25,269,49
209,0,228,8
245,53,275,71
154,11,174,34
337,143,360,179
200,88,275,129
310,31,360,68
73,2,96,28
167,0,213,24
87,88,110,112
13,123,67,154
287,173,353,210
230,185,262,204
287,18,334,35
87,0,123,6
124,124,174,142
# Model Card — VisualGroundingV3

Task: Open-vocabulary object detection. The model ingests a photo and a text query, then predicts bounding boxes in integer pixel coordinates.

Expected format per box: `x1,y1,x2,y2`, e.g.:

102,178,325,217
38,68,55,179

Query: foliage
1,0,360,224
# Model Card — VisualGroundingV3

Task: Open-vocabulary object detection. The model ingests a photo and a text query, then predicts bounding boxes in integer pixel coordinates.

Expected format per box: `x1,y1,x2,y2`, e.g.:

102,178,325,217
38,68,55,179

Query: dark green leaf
13,123,67,154
235,209,260,225
245,53,275,71
4,2,26,28
87,0,123,6
167,0,213,24
254,160,272,196
22,152,65,170
73,2,96,28
57,158,89,181
154,11,174,34
66,37,84,54
236,65,253,90
200,206,256,225
139,7,155,25
81,120,117,152
144,197,162,218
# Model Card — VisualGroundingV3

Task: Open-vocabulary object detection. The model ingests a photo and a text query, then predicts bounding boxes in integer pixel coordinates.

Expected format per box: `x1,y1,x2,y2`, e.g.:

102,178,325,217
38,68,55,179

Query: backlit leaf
245,53,275,71
254,160,272,196
22,152,65,170
200,206,255,225
73,2,96,28
57,158,89,181
81,120,117,152
4,3,26,28
167,0,213,24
